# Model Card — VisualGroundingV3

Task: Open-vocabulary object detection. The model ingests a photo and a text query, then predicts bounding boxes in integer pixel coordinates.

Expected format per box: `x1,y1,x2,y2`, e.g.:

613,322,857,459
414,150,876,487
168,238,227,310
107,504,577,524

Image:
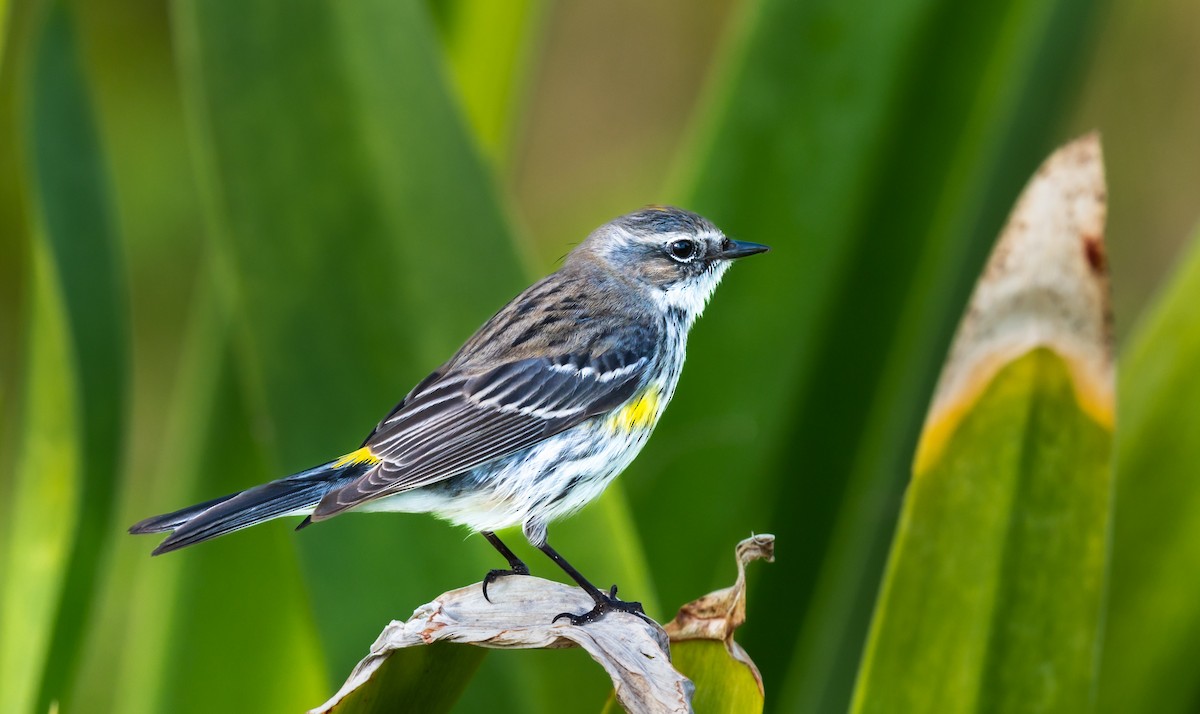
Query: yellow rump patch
332,446,381,469
607,385,662,433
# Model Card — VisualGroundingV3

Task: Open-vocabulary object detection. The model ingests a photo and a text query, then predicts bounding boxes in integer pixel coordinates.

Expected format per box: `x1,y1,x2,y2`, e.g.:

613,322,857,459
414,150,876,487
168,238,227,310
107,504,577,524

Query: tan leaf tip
915,134,1113,473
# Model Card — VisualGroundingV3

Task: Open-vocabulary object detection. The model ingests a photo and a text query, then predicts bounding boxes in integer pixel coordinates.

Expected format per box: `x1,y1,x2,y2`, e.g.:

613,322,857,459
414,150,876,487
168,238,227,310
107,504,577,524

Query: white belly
359,420,648,530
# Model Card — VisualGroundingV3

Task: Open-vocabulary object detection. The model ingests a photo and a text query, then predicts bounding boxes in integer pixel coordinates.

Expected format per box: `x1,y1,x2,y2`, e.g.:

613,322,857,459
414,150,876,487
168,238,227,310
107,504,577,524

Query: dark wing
310,348,652,520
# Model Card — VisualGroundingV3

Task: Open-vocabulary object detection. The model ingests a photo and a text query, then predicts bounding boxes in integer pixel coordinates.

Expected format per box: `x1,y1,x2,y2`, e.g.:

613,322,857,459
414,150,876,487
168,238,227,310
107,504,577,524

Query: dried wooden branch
310,576,693,714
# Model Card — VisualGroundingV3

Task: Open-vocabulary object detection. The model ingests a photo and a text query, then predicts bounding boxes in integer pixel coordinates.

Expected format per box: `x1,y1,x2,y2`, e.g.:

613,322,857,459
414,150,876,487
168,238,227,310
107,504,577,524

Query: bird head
569,206,769,322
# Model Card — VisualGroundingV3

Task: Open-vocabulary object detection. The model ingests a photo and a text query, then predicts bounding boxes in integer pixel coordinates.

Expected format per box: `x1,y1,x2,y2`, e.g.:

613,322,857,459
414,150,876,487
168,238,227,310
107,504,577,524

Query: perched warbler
132,206,768,624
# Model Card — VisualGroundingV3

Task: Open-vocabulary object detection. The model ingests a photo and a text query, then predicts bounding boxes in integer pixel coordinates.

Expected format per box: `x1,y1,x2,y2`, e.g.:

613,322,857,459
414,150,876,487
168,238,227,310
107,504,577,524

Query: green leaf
851,137,1113,713
0,3,128,710
1098,225,1200,714
635,0,1105,706
670,640,761,714
854,350,1111,713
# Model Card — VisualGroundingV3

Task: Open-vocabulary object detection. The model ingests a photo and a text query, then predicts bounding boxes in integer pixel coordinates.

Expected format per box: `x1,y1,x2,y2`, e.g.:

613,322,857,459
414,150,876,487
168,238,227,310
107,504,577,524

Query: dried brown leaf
310,576,693,714
664,534,775,694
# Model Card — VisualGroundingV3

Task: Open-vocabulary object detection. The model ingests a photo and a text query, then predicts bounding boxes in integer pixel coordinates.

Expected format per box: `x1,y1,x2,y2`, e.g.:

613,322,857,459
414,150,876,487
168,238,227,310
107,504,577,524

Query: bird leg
481,530,530,602
537,540,650,626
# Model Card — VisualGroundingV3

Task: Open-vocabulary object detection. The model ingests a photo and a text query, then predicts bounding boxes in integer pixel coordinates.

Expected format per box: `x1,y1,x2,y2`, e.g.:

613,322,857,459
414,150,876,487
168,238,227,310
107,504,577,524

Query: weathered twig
310,576,693,714
312,534,778,713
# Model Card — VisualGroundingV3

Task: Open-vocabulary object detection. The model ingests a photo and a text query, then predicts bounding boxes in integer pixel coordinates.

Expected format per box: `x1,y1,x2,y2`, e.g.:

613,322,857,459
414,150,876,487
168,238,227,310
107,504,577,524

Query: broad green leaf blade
670,641,761,714
171,1,654,710
855,349,1110,713
638,0,1105,705
1098,225,1200,713
852,137,1113,713
0,3,128,710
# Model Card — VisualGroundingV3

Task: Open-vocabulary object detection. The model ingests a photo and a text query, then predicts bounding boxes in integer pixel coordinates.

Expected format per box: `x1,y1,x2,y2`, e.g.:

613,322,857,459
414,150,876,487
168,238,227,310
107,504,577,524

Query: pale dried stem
310,576,692,714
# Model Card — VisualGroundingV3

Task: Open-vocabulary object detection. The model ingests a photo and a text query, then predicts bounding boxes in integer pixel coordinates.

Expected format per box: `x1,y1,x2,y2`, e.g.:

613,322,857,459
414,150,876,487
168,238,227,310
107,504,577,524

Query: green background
2,0,1199,711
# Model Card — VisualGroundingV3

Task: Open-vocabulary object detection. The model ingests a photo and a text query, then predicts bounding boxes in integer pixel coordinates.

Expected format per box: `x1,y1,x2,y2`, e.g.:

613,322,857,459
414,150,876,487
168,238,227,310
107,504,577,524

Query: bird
130,206,769,624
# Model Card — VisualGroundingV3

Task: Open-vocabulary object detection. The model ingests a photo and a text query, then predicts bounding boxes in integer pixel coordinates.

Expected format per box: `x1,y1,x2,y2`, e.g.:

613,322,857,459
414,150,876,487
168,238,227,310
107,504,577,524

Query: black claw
481,563,530,603
480,530,533,603
552,589,648,626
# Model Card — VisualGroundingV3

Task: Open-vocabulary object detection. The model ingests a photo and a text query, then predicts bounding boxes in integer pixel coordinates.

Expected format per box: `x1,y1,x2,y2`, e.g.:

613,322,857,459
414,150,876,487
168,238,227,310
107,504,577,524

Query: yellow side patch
607,385,662,433
332,446,381,469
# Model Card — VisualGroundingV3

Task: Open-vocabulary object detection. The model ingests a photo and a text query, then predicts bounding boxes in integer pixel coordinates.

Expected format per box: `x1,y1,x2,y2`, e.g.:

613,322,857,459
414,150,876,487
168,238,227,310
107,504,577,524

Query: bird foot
553,584,650,626
482,563,530,603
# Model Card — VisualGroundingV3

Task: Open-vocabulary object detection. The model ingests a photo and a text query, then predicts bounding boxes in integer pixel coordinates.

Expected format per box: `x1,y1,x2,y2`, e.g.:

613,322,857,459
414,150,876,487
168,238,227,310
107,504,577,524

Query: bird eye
667,239,698,262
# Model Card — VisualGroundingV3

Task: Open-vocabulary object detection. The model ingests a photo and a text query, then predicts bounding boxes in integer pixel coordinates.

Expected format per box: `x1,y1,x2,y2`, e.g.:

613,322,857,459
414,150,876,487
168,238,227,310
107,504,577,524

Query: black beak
721,239,770,259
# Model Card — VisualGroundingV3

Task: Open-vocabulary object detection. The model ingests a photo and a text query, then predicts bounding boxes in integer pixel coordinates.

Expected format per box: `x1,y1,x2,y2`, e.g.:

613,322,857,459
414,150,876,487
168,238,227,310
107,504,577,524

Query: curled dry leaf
664,534,775,695
310,576,693,714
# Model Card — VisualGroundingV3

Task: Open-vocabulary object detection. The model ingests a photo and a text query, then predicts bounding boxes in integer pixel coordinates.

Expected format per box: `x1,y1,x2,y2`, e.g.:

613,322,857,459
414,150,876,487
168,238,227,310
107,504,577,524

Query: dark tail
129,459,370,555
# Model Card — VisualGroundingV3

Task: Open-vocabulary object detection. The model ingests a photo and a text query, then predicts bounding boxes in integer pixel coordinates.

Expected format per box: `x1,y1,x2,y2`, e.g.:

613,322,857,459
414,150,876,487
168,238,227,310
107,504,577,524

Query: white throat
651,260,732,327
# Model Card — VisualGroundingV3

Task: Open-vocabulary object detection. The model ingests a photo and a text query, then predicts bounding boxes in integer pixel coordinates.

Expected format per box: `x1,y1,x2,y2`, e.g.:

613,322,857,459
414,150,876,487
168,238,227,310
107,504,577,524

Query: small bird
131,206,768,624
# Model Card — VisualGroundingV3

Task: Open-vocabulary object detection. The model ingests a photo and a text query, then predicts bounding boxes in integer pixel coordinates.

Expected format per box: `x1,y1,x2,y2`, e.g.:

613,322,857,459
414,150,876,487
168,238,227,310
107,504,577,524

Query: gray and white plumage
132,206,768,575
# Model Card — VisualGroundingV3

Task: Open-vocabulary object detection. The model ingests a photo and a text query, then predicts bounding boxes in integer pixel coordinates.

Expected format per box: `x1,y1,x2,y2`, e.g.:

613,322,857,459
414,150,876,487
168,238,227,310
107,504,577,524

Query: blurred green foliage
1,4,125,712
1100,228,1200,714
2,0,1200,711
